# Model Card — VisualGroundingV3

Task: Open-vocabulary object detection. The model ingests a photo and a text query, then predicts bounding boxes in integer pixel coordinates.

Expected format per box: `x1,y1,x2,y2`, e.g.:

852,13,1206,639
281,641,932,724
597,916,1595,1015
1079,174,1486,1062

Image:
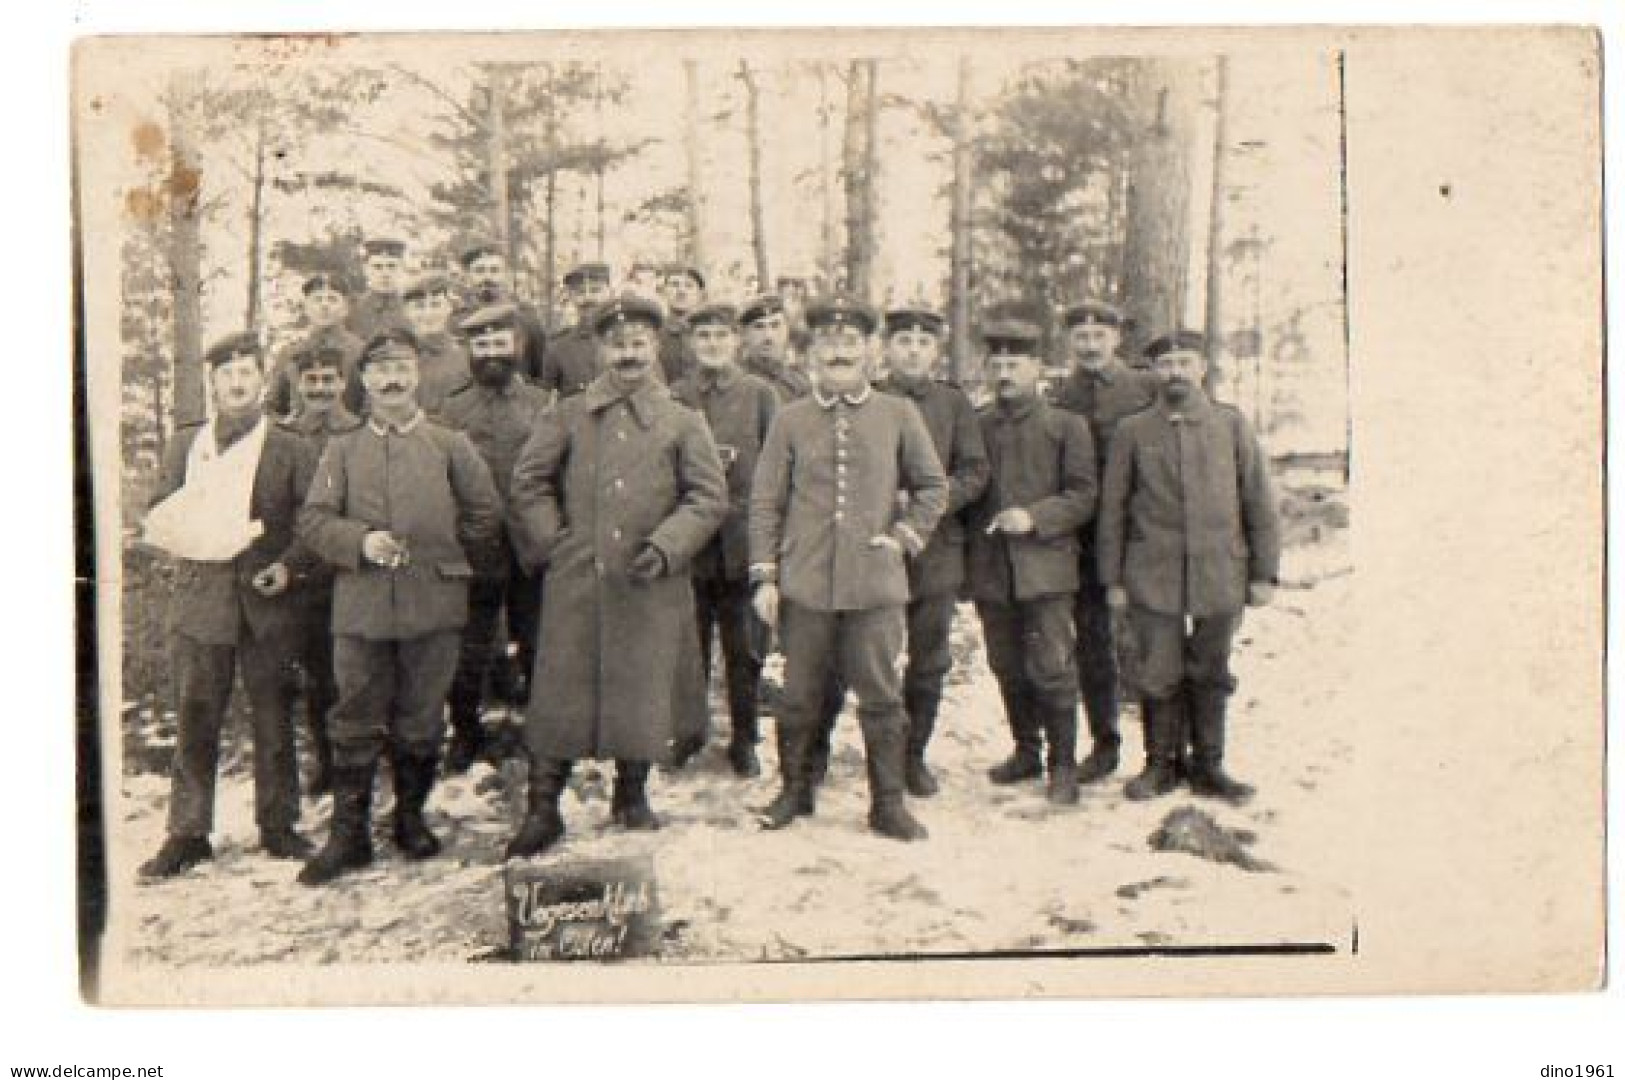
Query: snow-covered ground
111,528,1353,967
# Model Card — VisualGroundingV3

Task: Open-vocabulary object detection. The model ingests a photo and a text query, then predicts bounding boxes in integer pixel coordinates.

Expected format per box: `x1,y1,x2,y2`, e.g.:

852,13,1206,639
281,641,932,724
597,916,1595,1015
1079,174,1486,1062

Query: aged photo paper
71,25,1603,1004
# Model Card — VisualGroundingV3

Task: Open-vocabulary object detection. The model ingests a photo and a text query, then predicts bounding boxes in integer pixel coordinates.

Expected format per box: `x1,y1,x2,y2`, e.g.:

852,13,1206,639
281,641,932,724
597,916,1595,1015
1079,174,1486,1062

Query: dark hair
292,343,348,374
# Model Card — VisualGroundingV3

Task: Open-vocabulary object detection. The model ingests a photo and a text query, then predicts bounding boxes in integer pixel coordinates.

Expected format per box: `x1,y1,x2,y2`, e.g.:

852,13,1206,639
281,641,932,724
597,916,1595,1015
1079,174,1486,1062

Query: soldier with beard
296,329,503,885
540,262,616,399
454,240,548,384
1097,330,1280,805
279,342,363,796
437,304,551,774
749,295,948,841
1051,299,1159,785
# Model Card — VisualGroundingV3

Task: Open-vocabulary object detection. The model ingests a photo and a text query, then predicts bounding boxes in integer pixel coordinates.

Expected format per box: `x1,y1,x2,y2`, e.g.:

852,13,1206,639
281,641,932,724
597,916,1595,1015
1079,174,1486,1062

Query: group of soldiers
137,235,1282,888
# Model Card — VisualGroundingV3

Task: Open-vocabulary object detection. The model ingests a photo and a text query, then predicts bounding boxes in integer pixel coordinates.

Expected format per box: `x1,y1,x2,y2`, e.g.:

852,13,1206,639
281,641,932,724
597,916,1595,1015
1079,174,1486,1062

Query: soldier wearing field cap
1097,329,1281,805
279,341,364,797
267,271,365,418
453,239,549,383
138,332,320,878
401,276,472,416
671,302,781,777
346,238,411,344
505,295,727,858
967,318,1099,805
749,293,949,841
739,292,813,403
540,261,615,399
1052,298,1159,784
857,305,990,797
296,328,503,885
658,263,706,385
438,303,552,773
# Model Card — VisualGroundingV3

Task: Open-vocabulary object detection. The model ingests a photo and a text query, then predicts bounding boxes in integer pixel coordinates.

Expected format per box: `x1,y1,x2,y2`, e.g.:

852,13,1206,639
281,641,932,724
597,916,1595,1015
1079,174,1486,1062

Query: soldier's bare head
301,273,349,329
661,266,706,317
293,345,346,414
461,242,508,300
402,278,453,338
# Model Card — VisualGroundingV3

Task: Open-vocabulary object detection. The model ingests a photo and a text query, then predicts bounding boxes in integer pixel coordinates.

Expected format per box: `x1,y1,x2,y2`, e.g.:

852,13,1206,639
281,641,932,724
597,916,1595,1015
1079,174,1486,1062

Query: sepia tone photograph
70,26,1600,1005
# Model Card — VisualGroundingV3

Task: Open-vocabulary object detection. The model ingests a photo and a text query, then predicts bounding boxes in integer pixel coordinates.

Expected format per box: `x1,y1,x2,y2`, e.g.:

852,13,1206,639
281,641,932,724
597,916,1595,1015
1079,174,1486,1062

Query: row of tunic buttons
834,415,850,521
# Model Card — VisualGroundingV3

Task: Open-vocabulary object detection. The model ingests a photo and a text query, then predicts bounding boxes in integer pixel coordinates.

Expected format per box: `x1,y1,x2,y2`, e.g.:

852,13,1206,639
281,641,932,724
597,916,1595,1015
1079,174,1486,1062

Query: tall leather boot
305,686,335,798
804,673,844,788
299,759,377,886
1043,701,1081,806
987,679,1044,784
903,682,942,798
759,719,816,830
862,711,928,841
1186,681,1254,805
612,761,661,830
1123,694,1182,801
1076,679,1122,785
505,757,571,859
391,751,443,859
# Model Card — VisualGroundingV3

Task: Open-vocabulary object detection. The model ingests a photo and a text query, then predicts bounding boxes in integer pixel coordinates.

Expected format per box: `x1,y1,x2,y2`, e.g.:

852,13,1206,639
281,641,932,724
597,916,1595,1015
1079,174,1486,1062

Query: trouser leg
393,631,461,760
506,561,542,709
447,578,502,770
715,578,763,749
238,629,301,834
329,635,395,769
843,606,926,841
300,602,336,795
976,600,1044,782
164,635,234,840
1074,574,1123,772
901,593,954,797
759,601,834,827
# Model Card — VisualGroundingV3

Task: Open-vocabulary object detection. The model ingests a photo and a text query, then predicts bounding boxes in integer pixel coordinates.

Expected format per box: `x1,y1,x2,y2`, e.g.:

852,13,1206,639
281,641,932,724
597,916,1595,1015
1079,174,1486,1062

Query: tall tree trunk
541,65,558,327
860,59,880,302
594,63,607,260
842,61,865,294
683,59,707,265
1202,55,1231,396
244,122,267,332
487,64,512,265
1121,58,1199,356
166,75,206,427
948,56,975,384
739,61,771,291
817,63,837,290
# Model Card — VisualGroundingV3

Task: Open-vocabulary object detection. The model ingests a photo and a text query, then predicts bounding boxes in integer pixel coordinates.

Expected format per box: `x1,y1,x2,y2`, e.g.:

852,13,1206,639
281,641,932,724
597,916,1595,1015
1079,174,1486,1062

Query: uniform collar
883,372,931,399
1157,388,1213,424
696,364,741,393
745,354,785,379
991,392,1042,422
812,382,872,409
294,403,358,433
1073,358,1123,386
368,408,425,436
583,375,662,428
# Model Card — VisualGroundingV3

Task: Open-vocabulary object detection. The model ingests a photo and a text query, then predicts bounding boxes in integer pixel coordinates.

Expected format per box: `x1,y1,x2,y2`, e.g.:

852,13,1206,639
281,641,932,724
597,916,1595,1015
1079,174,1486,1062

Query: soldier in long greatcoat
505,296,727,859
